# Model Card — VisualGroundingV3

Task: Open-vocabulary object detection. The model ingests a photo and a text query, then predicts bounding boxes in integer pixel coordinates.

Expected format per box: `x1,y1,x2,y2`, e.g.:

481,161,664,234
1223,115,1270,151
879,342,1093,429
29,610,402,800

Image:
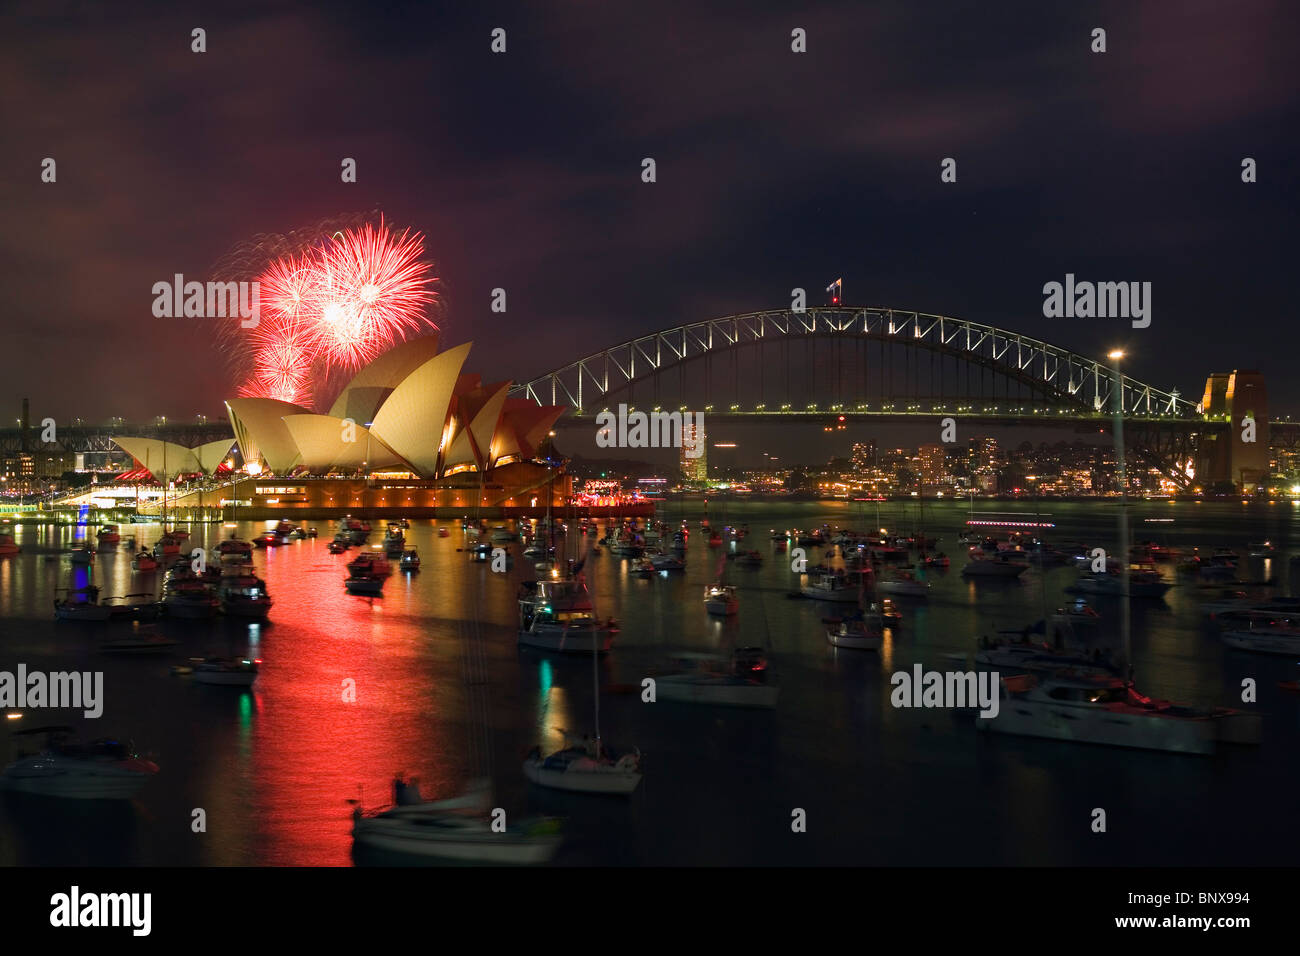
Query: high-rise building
851,441,876,472
918,443,946,486
680,421,707,483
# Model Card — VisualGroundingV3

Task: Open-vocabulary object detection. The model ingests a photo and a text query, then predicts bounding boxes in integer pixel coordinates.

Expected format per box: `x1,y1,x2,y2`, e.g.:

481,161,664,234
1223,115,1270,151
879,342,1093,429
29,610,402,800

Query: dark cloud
2,0,1297,424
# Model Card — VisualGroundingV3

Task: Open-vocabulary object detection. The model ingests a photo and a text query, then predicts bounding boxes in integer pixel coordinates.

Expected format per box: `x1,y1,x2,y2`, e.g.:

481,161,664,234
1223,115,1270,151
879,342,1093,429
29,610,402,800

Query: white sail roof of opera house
225,398,308,474
366,341,473,477
281,415,406,472
443,381,511,472
327,334,441,424
110,437,201,478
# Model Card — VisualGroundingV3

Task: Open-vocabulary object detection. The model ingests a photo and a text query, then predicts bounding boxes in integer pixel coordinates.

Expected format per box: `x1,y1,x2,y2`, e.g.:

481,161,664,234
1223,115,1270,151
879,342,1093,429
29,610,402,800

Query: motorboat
218,537,254,560
735,550,763,568
101,633,180,655
1067,567,1171,599
187,657,259,686
104,593,162,622
351,778,562,863
1220,622,1300,656
523,732,642,795
131,550,158,571
649,550,685,571
53,586,113,622
69,544,94,565
517,609,616,654
468,542,494,563
704,583,738,616
218,572,273,619
399,549,421,571
383,529,405,555
1247,541,1276,558
154,535,182,557
656,648,779,708
490,526,518,543
973,634,1119,678
962,551,1030,577
800,569,859,602
328,540,349,554
0,533,19,556
825,616,883,651
921,552,950,568
96,524,121,544
345,572,385,596
876,568,930,598
976,674,1245,754
162,579,220,619
1,727,158,800
347,550,392,577
437,527,450,538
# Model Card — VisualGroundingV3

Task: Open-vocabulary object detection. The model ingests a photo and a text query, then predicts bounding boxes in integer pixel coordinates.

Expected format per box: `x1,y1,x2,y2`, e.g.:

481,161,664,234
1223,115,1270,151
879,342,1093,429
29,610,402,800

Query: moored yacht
962,550,1030,577
876,568,930,598
523,732,642,795
825,616,883,651
704,583,738,616
977,674,1234,754
1,727,159,799
351,778,562,863
1220,622,1300,656
656,648,779,708
800,569,860,602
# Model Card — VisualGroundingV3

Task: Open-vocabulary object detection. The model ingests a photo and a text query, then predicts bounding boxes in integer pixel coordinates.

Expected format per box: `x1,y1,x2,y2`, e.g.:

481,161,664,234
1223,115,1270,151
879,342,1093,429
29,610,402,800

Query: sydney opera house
113,336,570,518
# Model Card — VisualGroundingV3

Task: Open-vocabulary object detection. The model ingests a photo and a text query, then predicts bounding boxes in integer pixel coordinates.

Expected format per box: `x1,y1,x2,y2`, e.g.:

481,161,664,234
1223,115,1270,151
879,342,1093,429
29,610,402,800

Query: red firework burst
306,220,437,368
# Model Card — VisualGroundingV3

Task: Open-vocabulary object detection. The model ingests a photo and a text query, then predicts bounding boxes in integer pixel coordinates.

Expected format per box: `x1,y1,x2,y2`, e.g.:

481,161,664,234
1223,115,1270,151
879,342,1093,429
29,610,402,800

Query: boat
876,568,930,598
437,527,450,538
649,550,685,571
153,535,182,557
0,727,158,800
735,550,764,568
345,572,386,596
69,544,94,565
490,526,518,543
524,733,642,796
104,593,162,622
217,571,273,619
0,533,20,556
96,524,121,544
328,540,348,554
101,633,180,655
468,542,494,563
53,586,113,622
131,550,158,571
704,583,738,616
1067,567,1171,599
656,648,779,708
217,537,254,560
973,634,1119,678
347,550,392,577
399,549,421,571
825,615,883,651
1247,541,1276,558
921,552,950,568
188,657,260,686
518,608,616,654
962,551,1030,577
351,778,562,863
800,569,860,602
976,674,1234,754
1220,622,1300,656
162,579,220,618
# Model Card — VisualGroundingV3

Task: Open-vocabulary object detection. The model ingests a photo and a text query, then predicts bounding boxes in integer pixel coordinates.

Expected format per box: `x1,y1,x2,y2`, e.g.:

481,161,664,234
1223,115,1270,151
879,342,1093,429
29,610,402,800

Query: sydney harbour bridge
4,306,1291,491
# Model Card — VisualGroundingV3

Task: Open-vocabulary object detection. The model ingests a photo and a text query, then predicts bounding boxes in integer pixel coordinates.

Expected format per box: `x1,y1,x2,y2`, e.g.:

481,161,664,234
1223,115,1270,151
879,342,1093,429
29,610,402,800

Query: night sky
4,0,1298,429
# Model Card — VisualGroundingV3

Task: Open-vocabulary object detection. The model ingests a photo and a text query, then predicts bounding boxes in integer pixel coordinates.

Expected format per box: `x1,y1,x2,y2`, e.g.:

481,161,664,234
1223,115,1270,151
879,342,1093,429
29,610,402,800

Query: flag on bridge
826,278,842,305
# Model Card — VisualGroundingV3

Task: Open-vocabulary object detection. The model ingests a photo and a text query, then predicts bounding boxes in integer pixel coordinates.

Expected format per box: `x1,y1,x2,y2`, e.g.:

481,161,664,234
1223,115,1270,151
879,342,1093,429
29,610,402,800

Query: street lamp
1109,349,1131,679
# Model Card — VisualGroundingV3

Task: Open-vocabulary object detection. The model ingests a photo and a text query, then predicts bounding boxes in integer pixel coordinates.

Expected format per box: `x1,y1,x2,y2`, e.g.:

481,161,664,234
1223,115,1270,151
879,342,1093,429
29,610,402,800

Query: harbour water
1,499,1298,866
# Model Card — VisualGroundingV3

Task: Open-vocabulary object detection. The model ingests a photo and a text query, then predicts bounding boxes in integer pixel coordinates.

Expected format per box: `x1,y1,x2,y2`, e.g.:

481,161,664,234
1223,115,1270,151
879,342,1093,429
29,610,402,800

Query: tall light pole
1109,350,1131,680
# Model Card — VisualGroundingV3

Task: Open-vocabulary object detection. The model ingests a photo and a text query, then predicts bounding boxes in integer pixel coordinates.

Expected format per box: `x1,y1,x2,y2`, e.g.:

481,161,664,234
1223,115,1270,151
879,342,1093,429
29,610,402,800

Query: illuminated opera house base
162,462,575,521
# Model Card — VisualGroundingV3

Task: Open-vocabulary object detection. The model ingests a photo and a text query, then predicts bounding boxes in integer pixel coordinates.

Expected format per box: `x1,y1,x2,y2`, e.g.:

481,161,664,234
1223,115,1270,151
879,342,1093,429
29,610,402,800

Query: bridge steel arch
509,307,1199,419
